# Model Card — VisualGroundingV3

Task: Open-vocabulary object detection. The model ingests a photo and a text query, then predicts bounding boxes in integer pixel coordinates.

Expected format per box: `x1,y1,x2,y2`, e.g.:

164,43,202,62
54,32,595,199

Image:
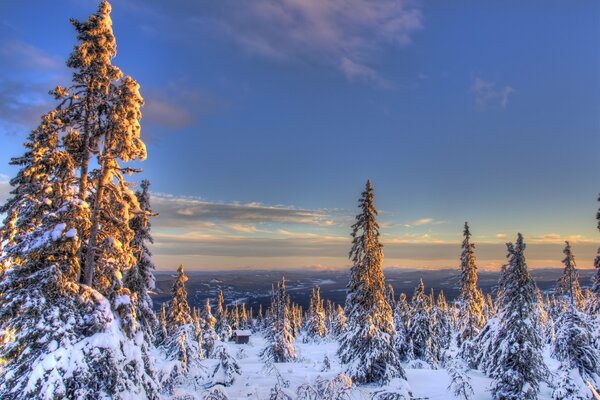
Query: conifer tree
211,346,241,387
386,284,397,309
408,279,437,366
262,276,296,362
163,265,203,375
553,306,600,394
557,241,584,309
124,179,158,343
240,303,248,329
305,286,327,341
0,3,158,398
334,304,347,337
433,291,452,354
590,194,600,315
490,234,546,400
157,302,168,345
393,298,410,362
231,304,240,331
337,180,404,384
457,222,485,344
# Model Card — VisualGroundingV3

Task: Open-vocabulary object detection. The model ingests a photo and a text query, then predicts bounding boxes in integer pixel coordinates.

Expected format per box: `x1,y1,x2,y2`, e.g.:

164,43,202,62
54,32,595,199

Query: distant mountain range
151,267,596,311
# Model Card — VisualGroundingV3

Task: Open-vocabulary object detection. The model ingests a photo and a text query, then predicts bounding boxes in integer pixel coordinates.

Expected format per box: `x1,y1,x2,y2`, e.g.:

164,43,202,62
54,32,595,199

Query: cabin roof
233,329,252,336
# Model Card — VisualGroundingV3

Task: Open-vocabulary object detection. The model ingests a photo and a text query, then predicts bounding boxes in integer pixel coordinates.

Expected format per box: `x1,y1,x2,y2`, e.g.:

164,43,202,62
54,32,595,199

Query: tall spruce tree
490,234,546,400
457,222,486,344
124,179,158,343
591,194,600,315
552,306,600,396
262,276,296,362
337,180,405,384
557,241,584,310
305,286,327,341
163,265,203,376
0,3,158,398
408,279,437,366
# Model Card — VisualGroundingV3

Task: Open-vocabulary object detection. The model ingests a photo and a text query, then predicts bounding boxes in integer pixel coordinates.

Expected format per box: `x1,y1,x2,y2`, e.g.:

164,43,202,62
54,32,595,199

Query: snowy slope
159,333,556,400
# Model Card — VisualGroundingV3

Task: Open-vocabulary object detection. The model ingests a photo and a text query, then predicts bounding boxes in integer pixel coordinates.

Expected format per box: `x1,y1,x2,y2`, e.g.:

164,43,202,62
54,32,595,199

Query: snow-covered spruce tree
124,179,158,343
334,304,347,337
47,0,147,295
457,222,486,345
553,305,600,395
162,264,204,383
202,298,219,357
215,290,232,341
447,356,474,400
337,180,405,384
211,345,241,387
0,2,158,398
230,304,240,330
490,234,546,400
393,293,411,362
240,303,249,329
407,279,437,366
557,241,585,310
82,74,146,295
386,284,397,309
589,194,600,316
552,363,592,400
262,276,296,362
433,290,452,355
325,299,335,335
157,302,168,345
305,286,327,341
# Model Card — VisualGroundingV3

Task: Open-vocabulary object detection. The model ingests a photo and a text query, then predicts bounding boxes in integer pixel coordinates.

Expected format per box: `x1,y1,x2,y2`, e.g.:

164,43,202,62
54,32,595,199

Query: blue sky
1,0,599,270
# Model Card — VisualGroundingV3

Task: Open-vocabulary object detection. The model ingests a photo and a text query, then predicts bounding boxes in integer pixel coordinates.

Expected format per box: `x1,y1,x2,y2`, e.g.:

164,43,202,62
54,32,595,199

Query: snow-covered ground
162,333,556,400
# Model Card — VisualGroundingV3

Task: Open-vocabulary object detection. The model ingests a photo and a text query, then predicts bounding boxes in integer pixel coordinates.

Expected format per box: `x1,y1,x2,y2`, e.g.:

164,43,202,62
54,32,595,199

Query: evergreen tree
490,234,546,400
123,179,158,343
553,306,600,394
337,180,405,384
590,194,600,315
305,286,327,341
386,284,397,309
334,304,347,337
157,302,168,345
262,276,296,362
407,279,437,366
0,3,157,398
557,241,584,310
393,297,410,362
162,265,203,376
240,303,248,329
433,291,452,354
457,222,486,344
211,346,241,387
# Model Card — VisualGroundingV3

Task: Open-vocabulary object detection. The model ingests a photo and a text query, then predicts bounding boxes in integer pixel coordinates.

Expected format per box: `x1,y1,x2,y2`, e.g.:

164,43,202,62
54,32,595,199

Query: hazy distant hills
151,268,596,311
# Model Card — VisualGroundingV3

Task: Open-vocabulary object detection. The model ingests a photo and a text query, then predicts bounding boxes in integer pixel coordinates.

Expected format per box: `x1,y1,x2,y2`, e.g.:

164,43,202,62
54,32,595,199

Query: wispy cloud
134,0,422,87
403,217,446,228
0,40,67,134
151,193,336,228
530,233,594,245
340,57,393,89
0,40,62,70
472,77,514,110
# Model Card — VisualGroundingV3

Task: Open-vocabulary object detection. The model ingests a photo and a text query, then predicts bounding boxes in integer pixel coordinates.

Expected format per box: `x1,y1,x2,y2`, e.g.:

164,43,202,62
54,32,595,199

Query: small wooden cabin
232,329,251,344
